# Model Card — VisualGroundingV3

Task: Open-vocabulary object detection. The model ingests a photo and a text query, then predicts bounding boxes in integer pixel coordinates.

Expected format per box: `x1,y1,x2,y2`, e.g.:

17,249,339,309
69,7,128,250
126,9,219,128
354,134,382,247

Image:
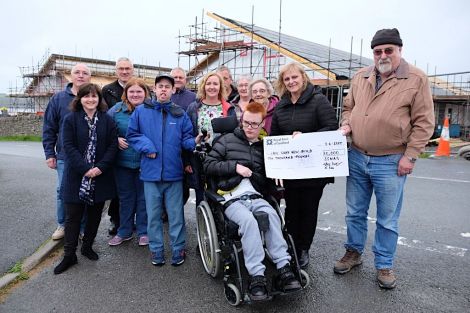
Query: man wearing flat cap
334,28,435,289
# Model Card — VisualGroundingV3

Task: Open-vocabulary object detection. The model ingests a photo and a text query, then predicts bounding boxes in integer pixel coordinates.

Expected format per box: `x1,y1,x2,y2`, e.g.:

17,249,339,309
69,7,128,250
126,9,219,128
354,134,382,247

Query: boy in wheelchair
203,102,301,301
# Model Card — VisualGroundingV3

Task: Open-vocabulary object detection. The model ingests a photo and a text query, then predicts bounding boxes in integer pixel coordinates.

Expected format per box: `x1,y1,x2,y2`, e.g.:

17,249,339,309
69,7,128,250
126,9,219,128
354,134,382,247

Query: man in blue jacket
127,75,197,266
42,63,91,240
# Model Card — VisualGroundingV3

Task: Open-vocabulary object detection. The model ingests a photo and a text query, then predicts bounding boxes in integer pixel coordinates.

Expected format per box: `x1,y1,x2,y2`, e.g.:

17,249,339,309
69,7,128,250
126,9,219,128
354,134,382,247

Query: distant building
8,53,171,114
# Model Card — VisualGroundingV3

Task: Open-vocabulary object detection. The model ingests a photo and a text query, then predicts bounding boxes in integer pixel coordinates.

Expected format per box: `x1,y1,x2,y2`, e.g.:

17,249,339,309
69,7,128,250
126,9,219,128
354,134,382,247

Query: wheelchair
194,116,310,306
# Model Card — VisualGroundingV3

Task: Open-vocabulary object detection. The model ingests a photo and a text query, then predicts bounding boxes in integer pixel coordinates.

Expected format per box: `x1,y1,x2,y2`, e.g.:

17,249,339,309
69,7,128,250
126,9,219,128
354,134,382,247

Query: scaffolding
429,71,470,140
8,51,171,114
177,9,470,137
177,9,369,121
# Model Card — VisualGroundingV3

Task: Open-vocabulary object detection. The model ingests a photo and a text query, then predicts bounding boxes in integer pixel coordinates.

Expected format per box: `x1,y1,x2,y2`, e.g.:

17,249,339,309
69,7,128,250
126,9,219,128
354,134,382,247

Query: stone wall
0,114,43,137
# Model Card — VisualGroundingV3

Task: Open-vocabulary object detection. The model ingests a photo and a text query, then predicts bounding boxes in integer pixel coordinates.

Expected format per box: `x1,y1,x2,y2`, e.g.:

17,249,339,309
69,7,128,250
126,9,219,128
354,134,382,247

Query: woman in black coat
271,62,338,269
54,83,118,274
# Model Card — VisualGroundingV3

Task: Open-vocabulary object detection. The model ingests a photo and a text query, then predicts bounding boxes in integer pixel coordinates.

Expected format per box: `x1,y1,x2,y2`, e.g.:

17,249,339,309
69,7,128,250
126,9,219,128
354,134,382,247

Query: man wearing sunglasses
203,102,301,301
335,28,435,289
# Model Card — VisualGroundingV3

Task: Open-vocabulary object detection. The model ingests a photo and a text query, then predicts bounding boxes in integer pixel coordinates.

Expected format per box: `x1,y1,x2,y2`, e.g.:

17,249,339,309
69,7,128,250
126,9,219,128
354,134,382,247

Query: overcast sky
1,0,469,93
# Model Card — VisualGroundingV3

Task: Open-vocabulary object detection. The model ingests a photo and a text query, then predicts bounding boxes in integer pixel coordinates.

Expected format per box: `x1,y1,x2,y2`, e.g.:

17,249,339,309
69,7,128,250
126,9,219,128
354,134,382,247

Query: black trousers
108,197,120,227
64,202,103,257
284,186,325,251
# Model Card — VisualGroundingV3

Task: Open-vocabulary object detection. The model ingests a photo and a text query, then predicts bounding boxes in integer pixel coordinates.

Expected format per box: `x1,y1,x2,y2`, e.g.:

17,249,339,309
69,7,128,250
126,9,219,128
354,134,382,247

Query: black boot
248,275,268,301
54,255,78,275
81,246,99,260
275,264,301,292
297,249,309,269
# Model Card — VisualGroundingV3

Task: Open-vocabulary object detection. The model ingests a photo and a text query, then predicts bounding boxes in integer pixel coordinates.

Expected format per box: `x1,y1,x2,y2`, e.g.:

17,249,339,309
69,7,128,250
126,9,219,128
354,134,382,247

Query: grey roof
216,14,373,79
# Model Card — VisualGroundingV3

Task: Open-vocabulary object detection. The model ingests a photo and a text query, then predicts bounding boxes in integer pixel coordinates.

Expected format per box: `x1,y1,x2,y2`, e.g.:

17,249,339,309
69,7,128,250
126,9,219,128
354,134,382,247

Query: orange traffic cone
435,117,450,157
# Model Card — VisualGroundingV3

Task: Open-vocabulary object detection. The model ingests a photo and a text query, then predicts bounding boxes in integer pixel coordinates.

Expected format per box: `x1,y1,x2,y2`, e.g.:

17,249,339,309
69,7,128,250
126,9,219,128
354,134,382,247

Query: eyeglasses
242,120,263,129
251,89,267,95
373,47,394,56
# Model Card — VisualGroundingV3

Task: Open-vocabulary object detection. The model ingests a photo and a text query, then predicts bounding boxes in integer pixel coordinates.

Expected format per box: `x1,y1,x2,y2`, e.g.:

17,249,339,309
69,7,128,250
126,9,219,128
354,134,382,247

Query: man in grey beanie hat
334,28,435,289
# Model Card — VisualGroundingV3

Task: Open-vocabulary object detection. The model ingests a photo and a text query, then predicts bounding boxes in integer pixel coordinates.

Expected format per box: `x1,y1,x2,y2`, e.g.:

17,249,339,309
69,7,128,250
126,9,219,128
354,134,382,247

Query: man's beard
377,58,392,74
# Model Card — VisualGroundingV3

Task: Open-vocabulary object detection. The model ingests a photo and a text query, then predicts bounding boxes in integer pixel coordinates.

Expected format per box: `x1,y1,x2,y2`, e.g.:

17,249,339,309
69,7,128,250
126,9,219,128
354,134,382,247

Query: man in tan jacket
334,28,435,289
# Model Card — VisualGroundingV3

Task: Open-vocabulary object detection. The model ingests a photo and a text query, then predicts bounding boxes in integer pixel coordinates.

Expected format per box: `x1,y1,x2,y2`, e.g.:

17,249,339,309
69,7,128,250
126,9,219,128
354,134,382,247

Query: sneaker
334,249,362,274
377,269,397,289
79,232,84,241
108,235,132,246
249,275,268,301
151,251,165,266
275,264,301,292
52,226,65,240
171,249,186,266
138,235,149,246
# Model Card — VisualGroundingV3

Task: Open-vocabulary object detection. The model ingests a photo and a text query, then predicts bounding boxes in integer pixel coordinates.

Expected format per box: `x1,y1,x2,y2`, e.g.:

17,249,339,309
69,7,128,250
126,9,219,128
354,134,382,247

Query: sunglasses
373,47,394,56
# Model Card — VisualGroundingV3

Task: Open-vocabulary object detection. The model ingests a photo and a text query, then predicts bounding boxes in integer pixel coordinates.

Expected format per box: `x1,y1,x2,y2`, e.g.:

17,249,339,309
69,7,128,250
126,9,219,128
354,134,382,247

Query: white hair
115,57,133,68
71,63,91,75
170,67,187,78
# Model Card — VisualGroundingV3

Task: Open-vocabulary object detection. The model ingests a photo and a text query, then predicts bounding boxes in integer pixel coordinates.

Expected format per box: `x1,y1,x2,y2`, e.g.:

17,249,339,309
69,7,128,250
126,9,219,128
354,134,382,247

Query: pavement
1,142,470,312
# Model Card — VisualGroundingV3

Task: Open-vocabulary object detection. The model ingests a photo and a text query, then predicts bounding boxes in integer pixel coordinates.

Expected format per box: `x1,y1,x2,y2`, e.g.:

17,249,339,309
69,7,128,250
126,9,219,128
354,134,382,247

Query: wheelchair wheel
300,269,310,288
224,283,242,306
196,201,222,278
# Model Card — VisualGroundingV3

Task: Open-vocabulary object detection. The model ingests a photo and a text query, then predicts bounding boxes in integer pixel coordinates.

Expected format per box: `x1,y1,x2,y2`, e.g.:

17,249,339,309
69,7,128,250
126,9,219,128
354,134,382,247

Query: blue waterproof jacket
107,102,141,169
42,83,75,160
127,99,195,182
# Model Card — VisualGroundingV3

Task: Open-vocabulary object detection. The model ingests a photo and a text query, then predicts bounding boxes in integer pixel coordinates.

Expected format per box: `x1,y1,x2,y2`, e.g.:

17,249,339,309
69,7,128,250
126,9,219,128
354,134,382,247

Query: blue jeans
144,181,185,253
57,160,86,232
56,159,66,226
345,148,406,269
115,167,147,237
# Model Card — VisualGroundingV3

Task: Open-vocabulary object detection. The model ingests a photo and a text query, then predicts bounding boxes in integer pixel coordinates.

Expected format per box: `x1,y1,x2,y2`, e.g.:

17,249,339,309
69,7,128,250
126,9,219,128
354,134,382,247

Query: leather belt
223,193,262,209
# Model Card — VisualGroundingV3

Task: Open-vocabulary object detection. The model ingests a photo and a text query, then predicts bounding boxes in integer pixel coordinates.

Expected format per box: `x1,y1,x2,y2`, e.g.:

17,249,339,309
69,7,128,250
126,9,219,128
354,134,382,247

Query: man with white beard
334,28,435,289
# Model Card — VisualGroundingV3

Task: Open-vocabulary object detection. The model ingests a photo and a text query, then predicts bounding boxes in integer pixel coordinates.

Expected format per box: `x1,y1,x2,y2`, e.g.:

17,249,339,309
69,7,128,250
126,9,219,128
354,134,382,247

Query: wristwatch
407,157,417,163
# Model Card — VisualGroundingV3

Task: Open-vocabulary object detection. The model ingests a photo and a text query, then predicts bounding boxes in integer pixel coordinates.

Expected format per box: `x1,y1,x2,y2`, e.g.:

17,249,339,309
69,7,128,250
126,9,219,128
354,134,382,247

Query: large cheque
264,131,349,179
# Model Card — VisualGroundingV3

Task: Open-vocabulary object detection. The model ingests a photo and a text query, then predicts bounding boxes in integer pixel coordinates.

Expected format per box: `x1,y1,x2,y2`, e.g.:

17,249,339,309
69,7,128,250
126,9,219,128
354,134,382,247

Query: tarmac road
1,142,469,312
0,142,56,274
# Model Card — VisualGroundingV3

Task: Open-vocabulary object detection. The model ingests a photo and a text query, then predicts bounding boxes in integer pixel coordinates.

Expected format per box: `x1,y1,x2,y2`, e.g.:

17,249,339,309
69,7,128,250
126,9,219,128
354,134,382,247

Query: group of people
42,28,434,294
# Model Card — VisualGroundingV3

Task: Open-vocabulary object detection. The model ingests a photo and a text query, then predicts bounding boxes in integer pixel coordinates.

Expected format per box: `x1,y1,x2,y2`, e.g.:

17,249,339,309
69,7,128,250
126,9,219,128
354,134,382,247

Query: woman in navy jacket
54,83,118,274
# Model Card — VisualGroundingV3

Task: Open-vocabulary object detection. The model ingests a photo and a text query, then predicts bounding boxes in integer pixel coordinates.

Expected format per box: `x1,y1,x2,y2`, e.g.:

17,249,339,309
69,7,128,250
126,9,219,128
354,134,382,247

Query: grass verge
0,135,42,142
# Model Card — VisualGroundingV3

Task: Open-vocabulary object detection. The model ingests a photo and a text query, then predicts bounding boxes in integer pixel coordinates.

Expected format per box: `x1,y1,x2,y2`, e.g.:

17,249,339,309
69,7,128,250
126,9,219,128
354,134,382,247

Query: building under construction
8,52,171,114
6,11,470,139
178,11,470,139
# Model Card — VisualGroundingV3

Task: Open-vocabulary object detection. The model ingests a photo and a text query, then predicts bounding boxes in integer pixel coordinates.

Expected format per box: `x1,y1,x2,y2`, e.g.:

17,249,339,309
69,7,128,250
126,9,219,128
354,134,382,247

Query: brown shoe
333,249,362,274
377,269,397,289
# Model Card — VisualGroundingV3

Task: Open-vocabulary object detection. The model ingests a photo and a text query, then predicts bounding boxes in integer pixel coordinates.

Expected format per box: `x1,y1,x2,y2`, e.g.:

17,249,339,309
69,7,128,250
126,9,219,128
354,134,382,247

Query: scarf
79,112,98,205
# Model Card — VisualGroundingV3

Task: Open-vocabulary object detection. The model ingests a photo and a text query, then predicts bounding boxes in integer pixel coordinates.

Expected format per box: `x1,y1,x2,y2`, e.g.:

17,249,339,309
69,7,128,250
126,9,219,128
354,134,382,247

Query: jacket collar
278,83,319,108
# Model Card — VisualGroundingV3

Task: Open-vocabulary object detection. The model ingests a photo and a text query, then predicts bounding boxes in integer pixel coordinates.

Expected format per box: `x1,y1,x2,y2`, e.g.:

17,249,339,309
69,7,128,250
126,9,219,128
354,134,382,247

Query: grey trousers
225,198,291,276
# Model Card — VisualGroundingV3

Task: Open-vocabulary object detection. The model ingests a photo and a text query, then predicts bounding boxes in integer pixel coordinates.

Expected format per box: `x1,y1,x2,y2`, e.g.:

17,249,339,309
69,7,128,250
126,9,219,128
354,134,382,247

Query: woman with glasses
271,62,337,269
230,74,252,119
186,72,234,206
248,78,279,134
